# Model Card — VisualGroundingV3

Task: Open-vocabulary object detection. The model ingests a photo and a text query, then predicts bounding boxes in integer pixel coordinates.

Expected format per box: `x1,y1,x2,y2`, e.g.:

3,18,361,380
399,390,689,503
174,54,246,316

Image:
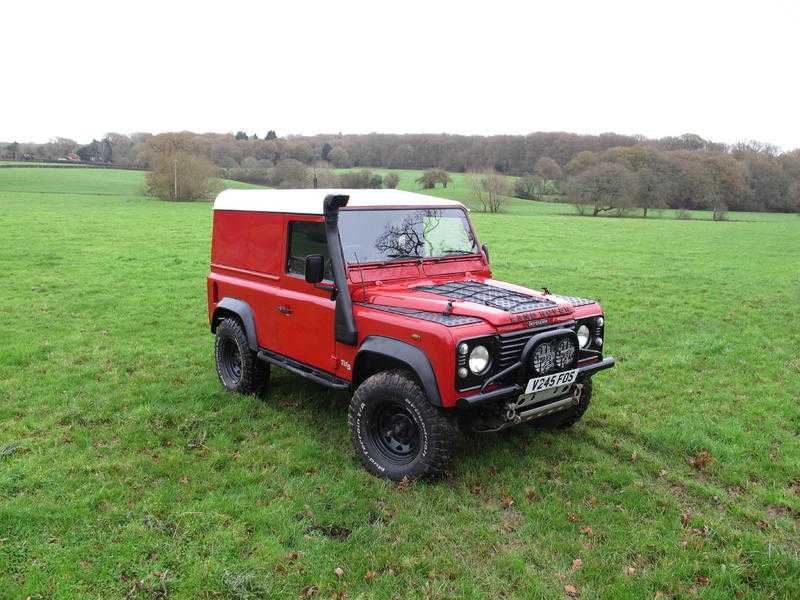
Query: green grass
0,166,261,198
0,161,91,167
1,168,799,599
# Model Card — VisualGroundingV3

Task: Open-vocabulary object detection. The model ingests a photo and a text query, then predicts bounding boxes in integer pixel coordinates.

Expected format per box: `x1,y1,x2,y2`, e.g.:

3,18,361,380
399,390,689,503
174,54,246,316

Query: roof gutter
324,194,358,345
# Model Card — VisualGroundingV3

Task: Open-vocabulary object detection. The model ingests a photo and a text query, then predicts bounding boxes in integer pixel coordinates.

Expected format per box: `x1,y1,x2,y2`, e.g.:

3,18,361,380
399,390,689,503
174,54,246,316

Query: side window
286,221,332,280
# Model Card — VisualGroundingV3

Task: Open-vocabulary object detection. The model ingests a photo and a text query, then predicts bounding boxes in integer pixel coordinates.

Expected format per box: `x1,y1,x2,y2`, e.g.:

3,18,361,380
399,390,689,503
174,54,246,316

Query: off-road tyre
348,370,458,481
214,317,270,396
533,377,592,430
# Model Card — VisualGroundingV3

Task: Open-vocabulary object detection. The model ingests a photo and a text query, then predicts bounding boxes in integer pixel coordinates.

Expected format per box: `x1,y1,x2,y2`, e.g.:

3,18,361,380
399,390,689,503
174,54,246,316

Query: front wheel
348,371,458,481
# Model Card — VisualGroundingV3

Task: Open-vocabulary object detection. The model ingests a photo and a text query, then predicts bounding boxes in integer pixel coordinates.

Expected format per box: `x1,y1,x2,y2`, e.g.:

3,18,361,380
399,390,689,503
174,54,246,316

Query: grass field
0,161,91,167
1,167,799,599
0,166,261,197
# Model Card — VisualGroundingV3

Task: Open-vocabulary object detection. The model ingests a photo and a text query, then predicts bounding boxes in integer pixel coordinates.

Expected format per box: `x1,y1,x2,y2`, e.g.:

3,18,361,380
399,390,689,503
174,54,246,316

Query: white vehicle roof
213,188,467,215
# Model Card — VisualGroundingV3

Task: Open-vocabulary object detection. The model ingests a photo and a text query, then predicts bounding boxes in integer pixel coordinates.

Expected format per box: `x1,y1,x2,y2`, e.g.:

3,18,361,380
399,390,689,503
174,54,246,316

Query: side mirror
304,254,325,284
481,244,490,264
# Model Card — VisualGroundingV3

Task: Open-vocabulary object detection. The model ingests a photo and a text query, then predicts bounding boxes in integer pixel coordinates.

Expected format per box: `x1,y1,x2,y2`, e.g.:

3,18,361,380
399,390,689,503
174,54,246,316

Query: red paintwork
208,208,604,408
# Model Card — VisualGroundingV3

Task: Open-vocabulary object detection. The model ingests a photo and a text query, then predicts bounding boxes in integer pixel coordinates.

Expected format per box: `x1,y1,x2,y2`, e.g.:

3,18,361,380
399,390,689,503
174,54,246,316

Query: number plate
524,369,578,396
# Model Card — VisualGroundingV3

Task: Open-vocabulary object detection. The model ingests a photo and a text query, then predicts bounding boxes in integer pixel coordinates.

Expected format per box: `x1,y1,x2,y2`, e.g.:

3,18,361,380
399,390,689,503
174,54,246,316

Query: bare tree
384,172,400,189
565,162,637,216
743,154,791,211
701,154,749,221
534,156,563,181
564,151,597,176
469,171,510,213
416,169,451,189
146,152,220,201
635,168,672,217
271,159,311,188
43,137,78,160
513,174,541,200
328,146,351,168
102,133,134,165
340,170,383,189
140,133,220,201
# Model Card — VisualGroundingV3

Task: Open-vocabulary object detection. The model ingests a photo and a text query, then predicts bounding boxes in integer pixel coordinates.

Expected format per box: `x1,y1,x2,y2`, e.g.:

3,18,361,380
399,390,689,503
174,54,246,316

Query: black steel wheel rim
369,402,421,464
218,336,243,384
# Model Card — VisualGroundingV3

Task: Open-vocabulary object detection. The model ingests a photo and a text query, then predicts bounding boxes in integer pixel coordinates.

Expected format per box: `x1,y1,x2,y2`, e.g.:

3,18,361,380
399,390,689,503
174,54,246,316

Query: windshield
338,208,478,264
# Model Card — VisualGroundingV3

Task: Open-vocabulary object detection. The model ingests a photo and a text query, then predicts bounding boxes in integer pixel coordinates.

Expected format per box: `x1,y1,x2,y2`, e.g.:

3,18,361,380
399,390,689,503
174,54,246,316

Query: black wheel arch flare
354,336,443,407
211,297,259,351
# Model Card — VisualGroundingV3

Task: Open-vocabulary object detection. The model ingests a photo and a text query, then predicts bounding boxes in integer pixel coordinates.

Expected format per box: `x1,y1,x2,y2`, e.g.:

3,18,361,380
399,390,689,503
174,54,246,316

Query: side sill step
257,349,351,391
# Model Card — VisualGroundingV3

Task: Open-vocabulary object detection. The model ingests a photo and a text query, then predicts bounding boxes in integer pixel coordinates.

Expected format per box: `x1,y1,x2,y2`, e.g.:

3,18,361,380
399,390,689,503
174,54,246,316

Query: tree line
2,131,799,213
515,146,800,219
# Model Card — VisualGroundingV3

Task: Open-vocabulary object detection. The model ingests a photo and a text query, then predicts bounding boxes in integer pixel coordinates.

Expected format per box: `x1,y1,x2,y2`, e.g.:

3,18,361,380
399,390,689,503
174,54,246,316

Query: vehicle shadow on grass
264,372,349,422
262,371,584,482
455,425,580,475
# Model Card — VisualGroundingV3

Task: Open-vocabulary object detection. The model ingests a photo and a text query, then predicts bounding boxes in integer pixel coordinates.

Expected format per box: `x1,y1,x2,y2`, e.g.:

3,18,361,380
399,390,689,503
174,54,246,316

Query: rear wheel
348,371,458,481
533,378,592,429
214,317,269,396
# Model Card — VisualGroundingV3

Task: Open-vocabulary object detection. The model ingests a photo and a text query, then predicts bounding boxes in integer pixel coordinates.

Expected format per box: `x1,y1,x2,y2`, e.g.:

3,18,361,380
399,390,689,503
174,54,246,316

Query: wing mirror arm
315,282,337,300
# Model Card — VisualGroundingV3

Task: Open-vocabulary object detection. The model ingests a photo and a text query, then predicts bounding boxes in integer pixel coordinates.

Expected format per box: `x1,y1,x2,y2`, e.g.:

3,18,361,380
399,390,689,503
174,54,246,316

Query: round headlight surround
577,324,591,348
468,345,491,375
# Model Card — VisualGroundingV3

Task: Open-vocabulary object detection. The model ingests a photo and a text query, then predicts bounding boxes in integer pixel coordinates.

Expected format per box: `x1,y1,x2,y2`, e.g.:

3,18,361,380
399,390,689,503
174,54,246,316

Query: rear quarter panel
208,210,285,348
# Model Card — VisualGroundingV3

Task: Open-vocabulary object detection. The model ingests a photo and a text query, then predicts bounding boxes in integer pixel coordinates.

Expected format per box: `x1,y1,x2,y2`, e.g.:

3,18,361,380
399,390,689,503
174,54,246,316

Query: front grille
497,325,580,369
497,328,541,369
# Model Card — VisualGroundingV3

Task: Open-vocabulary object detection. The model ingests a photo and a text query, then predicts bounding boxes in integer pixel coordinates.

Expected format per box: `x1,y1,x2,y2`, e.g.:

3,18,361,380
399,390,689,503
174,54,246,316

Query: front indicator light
595,337,603,348
458,367,469,379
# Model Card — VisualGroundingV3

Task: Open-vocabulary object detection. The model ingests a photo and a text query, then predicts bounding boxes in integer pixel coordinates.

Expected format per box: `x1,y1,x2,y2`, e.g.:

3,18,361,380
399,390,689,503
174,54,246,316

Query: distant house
66,153,81,162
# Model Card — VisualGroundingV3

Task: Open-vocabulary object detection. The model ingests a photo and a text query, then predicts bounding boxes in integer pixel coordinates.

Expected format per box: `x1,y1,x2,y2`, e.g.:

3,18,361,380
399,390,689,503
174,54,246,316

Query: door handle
277,305,293,316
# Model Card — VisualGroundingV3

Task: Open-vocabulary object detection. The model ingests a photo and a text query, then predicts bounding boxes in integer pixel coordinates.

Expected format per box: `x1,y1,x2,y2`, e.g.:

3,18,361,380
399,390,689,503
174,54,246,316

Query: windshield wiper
384,254,422,263
441,249,476,255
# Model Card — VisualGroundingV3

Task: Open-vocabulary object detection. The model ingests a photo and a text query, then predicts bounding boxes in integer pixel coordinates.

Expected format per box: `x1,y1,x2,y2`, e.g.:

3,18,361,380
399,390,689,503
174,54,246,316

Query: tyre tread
348,370,457,480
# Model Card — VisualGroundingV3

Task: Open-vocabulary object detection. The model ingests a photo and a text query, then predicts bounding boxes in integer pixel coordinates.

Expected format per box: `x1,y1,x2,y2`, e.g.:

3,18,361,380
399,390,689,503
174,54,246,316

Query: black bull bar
456,327,615,409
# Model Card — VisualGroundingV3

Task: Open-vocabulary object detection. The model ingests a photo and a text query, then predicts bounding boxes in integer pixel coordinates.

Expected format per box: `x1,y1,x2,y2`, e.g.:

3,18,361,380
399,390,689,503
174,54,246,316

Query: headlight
577,324,591,348
468,345,491,375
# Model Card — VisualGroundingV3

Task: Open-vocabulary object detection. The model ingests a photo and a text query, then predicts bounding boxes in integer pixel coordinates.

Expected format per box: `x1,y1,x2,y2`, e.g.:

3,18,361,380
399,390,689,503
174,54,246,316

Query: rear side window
286,221,332,280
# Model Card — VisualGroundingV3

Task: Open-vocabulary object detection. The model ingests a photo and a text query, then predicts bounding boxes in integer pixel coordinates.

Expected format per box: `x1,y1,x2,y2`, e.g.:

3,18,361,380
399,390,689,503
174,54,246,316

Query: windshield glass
339,208,477,264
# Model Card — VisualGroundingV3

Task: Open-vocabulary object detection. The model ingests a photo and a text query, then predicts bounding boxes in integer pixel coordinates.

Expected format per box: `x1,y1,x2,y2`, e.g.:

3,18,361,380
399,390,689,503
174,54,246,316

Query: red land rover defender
208,189,614,480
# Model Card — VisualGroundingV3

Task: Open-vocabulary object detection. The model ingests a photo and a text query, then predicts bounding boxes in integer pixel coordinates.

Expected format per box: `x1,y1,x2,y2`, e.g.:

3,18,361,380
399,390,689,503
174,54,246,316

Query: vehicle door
272,216,337,373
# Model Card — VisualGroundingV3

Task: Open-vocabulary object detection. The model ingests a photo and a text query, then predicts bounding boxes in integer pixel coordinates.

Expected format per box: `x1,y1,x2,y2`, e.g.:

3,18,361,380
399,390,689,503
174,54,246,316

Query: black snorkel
323,194,358,345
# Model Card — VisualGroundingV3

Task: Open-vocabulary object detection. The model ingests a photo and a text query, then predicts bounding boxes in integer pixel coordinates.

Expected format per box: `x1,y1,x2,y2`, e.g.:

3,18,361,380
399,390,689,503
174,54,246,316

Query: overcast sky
3,1,798,150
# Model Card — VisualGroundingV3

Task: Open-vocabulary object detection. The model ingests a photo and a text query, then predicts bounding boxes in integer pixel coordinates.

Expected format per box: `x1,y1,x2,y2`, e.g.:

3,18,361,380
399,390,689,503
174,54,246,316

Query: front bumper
456,356,615,409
